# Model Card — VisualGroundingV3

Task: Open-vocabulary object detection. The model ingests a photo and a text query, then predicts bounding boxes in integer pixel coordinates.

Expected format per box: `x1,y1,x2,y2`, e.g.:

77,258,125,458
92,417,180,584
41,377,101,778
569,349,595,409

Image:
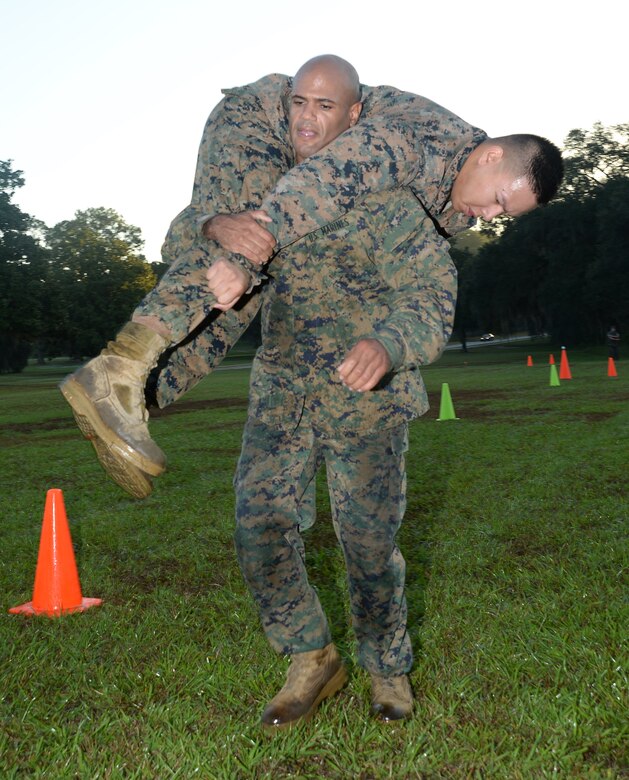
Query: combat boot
370,673,414,722
261,643,347,730
91,437,153,500
59,322,169,492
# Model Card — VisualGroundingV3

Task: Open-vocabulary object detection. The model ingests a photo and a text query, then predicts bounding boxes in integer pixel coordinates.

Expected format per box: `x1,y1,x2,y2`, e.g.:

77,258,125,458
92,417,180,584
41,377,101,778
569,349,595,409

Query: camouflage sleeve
367,201,457,371
161,79,292,283
260,117,423,247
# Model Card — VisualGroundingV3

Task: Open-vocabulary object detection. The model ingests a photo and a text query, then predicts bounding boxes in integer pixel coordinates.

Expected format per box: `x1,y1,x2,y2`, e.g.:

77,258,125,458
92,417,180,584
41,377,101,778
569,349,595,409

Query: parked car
480,333,495,341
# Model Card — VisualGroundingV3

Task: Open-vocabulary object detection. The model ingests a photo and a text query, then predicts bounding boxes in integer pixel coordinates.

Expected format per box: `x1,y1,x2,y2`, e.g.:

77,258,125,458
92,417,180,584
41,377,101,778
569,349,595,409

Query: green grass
1,345,627,779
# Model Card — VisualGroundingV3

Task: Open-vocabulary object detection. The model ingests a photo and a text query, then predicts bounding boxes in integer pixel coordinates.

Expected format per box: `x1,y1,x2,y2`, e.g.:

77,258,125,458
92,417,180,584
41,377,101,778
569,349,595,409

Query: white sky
1,0,626,261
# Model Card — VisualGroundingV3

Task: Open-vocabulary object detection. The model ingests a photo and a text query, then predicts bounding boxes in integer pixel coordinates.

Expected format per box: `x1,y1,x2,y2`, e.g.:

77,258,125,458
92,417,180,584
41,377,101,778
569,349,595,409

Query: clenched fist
207,259,251,311
337,338,392,392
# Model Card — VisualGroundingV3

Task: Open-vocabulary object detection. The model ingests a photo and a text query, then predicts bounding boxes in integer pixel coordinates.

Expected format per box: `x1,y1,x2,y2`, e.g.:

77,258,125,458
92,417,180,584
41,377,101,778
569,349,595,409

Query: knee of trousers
234,475,300,528
234,501,294,558
339,521,402,565
233,519,303,596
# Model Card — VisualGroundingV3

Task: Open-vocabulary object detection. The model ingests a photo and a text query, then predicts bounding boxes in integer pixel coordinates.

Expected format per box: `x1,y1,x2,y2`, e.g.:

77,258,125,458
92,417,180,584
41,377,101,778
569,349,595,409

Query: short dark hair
492,134,564,205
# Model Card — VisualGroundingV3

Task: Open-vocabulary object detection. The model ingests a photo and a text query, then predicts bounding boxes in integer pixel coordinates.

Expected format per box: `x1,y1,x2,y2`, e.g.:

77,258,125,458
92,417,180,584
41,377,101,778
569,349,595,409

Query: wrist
371,329,405,371
202,216,217,241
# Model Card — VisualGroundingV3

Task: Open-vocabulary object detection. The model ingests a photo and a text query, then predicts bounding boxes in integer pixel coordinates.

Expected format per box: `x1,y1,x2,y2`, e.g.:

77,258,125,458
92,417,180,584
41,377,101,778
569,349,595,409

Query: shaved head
294,55,361,104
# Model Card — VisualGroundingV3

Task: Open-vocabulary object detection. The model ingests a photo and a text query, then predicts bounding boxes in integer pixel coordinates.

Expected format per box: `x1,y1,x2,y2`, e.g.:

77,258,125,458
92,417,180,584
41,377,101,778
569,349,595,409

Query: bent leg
133,246,220,344
151,294,262,409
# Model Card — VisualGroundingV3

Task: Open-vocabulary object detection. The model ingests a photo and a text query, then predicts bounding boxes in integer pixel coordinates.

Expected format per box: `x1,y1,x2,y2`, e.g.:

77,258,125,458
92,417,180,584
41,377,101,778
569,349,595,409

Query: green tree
47,208,157,357
459,123,629,345
539,123,628,343
584,177,629,337
450,230,489,348
0,160,49,372
561,122,629,200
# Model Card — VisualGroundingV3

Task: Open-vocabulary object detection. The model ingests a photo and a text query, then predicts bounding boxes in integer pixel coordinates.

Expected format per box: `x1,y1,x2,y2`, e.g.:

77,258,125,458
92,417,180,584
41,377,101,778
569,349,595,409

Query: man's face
451,146,538,221
289,68,362,163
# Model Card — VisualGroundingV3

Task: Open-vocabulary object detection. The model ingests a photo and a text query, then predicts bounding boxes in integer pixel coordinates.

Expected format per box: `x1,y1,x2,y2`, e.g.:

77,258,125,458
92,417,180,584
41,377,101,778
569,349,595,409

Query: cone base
437,416,459,421
9,597,102,617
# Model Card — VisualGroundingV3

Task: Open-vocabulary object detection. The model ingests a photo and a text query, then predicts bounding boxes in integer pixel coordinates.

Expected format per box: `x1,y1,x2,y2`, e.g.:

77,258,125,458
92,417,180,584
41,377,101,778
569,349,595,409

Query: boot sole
91,438,153,499
60,376,165,477
262,664,348,731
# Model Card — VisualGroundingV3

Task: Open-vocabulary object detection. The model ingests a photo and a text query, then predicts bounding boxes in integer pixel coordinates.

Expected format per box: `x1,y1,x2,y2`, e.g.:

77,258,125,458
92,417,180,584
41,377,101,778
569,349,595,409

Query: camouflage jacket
163,74,485,261
247,188,456,436
154,75,483,408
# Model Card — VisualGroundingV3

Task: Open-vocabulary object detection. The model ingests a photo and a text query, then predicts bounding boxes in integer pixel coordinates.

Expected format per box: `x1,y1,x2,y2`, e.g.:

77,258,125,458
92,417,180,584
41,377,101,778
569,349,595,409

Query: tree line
1,122,627,372
0,161,166,371
451,123,629,348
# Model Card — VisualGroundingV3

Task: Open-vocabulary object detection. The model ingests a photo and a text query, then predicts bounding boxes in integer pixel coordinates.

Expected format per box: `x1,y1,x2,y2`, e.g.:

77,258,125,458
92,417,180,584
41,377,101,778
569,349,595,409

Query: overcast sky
2,0,625,261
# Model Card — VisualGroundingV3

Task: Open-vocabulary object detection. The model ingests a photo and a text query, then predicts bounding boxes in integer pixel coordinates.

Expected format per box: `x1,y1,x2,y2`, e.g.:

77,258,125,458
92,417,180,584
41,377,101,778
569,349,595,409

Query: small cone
437,382,459,421
550,364,560,386
559,346,572,380
608,357,618,377
549,354,555,365
527,355,534,367
10,489,102,617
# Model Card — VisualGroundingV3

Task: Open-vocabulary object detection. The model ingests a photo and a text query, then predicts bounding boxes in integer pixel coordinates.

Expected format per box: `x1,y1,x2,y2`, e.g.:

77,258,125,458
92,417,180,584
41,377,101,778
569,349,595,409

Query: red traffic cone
559,346,572,380
527,355,534,367
9,489,102,617
549,354,555,365
608,357,618,377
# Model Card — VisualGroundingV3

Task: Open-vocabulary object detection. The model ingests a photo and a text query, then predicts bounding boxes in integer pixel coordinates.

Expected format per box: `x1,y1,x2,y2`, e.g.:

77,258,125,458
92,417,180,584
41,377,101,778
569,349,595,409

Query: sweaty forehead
293,67,351,94
290,86,336,101
503,176,537,216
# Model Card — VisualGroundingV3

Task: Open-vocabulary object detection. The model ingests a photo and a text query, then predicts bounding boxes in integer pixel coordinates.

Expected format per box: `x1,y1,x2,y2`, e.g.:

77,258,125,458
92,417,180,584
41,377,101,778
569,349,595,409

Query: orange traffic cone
9,489,102,617
608,357,618,377
559,346,572,380
549,354,555,365
527,355,534,367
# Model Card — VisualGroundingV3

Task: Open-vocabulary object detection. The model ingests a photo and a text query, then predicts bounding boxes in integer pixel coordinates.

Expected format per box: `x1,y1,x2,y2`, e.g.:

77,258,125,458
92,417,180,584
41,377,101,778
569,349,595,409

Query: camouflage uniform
233,188,456,675
135,76,293,389
134,74,485,408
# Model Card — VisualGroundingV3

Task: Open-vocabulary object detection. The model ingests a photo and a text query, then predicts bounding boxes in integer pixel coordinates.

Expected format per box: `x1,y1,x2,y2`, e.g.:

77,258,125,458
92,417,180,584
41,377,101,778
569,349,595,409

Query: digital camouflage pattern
135,75,293,347
234,416,412,674
142,74,484,408
247,188,456,437
233,186,454,673
141,77,464,675
260,82,486,245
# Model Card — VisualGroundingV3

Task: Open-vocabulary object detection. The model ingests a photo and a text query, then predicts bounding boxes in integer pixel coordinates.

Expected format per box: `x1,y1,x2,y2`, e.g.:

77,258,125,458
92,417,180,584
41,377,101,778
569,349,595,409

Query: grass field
1,344,627,779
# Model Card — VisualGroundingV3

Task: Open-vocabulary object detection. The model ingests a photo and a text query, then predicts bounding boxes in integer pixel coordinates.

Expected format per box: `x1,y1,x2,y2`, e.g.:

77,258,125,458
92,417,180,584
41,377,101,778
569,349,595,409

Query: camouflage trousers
233,413,413,676
134,246,262,408
134,246,221,342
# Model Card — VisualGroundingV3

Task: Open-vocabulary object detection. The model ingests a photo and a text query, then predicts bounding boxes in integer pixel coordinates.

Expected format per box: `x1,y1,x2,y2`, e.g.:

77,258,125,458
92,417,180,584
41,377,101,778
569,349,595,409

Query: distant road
445,335,539,351
216,362,253,371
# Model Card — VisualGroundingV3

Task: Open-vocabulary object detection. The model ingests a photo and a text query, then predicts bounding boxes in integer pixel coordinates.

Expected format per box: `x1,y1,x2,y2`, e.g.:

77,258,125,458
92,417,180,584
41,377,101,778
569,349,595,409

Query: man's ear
478,145,504,166
349,101,363,127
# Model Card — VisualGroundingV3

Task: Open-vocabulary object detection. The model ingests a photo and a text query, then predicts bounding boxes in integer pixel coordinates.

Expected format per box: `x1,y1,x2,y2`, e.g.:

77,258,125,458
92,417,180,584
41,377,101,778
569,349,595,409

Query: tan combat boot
261,643,347,730
91,437,153,500
370,673,414,722
59,322,168,497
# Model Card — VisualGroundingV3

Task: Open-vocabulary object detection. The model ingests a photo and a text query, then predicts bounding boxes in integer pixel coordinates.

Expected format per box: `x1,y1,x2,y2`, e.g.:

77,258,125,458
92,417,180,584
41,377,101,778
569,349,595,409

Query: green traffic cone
550,364,560,386
437,382,458,421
